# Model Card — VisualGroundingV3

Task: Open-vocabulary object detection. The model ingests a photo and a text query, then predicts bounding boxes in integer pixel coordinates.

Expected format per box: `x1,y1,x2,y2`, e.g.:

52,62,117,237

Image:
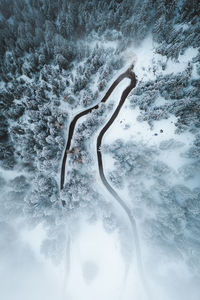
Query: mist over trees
103,137,200,273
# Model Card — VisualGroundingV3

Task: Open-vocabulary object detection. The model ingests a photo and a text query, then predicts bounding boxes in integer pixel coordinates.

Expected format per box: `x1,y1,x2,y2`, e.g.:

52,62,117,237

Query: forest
0,1,200,299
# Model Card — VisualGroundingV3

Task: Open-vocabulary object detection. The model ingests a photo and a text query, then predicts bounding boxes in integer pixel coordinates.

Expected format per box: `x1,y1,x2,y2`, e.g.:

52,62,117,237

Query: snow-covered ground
123,35,198,81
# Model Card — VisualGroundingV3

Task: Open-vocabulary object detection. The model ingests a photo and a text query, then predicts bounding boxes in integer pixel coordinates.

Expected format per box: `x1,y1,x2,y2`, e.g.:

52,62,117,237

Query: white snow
122,35,198,81
122,35,156,82
0,167,28,181
164,47,198,75
174,23,190,31
0,80,5,90
18,74,33,83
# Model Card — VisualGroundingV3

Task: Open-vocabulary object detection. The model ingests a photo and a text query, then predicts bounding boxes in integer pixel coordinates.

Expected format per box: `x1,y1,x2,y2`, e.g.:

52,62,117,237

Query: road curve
60,65,134,194
60,65,150,298
96,69,150,299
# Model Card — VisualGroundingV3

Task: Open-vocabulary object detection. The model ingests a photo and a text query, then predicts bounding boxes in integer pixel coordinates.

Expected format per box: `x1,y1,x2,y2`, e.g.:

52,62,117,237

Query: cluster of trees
0,33,122,263
104,136,200,273
179,134,200,181
104,139,160,188
0,0,126,255
0,174,30,224
59,103,114,176
1,0,199,65
24,172,60,225
65,44,124,109
8,77,68,173
60,169,99,210
130,63,200,133
143,182,200,274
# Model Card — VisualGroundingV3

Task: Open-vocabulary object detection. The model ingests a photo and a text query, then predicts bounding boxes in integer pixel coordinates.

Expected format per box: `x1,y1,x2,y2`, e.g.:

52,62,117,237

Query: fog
0,221,63,300
1,213,199,300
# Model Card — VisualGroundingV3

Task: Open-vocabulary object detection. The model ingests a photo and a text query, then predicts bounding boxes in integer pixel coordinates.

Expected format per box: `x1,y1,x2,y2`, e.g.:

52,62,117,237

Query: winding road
60,65,150,299
60,65,134,192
